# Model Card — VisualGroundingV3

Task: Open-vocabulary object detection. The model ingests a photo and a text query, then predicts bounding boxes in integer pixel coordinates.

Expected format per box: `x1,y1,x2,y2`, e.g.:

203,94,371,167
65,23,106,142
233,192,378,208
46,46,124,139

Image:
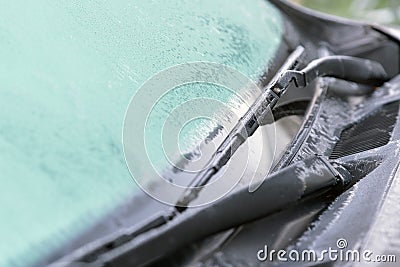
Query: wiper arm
175,47,388,211
51,153,384,267
73,156,360,267
175,45,306,210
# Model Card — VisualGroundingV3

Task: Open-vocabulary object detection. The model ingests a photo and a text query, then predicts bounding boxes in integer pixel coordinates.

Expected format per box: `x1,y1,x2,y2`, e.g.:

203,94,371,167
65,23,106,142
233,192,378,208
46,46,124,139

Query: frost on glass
0,0,282,266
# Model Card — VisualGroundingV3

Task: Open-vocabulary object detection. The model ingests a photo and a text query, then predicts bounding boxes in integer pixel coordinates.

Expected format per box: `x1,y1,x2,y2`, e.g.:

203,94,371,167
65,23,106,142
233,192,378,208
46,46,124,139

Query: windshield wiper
104,156,362,267
175,46,388,210
53,154,383,267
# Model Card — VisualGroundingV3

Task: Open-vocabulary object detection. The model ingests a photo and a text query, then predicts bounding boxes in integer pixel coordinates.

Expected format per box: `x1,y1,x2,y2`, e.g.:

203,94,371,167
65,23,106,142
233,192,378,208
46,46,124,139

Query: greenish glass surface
0,1,282,266
293,0,400,25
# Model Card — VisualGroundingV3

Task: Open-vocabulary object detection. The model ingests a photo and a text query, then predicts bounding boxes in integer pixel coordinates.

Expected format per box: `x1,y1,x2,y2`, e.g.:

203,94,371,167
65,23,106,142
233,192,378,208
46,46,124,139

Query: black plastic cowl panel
330,101,399,160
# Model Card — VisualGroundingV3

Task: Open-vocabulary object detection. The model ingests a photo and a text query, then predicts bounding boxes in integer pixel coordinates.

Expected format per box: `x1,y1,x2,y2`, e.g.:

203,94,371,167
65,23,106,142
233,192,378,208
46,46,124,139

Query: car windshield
0,1,302,266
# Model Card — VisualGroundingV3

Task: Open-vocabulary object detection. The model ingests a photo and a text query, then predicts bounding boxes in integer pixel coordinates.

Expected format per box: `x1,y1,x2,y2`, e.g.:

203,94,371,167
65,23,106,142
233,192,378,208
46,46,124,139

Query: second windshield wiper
53,154,384,267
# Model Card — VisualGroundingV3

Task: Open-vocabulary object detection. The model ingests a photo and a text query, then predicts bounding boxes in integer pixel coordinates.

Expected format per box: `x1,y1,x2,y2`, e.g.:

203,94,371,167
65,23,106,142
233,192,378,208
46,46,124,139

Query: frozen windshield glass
0,0,283,266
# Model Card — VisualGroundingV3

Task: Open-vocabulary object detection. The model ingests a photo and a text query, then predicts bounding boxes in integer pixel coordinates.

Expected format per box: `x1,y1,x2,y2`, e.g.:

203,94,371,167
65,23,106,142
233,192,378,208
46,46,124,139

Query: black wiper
106,157,363,267
56,155,382,267
175,47,388,210
175,45,306,210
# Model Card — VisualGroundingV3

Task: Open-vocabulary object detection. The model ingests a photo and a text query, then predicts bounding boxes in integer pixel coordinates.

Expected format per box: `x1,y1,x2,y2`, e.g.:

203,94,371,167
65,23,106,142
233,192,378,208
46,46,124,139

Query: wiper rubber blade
175,45,306,210
95,156,354,266
175,47,388,211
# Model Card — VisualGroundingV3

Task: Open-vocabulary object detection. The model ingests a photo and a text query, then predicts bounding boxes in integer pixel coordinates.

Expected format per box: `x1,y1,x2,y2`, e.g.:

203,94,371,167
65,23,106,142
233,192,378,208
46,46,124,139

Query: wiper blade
67,156,356,267
175,45,307,210
175,47,388,210
51,154,384,267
